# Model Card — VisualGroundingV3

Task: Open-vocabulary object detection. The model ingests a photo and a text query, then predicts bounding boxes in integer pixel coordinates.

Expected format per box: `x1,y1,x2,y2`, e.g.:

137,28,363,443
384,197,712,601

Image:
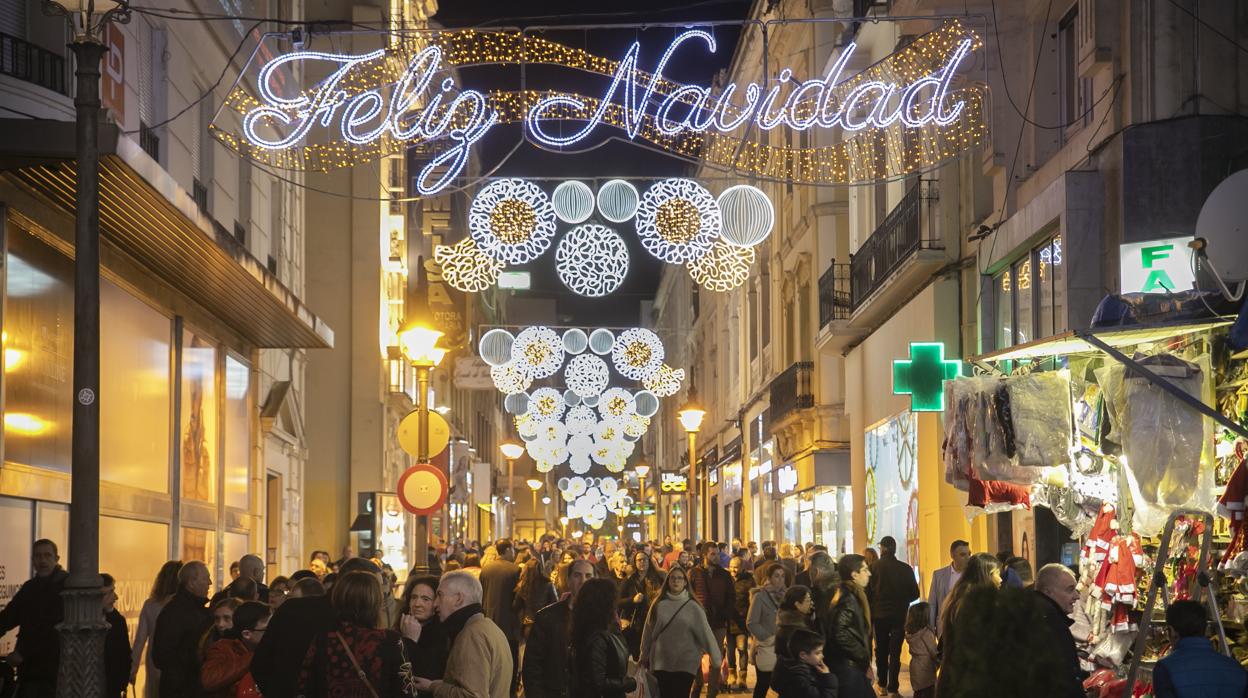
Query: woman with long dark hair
396,575,449,698
619,549,663,658
568,578,638,698
774,584,816,663
936,552,1002,694
131,560,183,695
822,553,874,698
296,571,409,697
514,556,557,637
639,565,722,698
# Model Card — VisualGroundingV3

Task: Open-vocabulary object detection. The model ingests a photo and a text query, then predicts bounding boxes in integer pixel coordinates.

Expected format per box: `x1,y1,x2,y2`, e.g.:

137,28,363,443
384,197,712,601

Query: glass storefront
780,486,853,552
749,440,774,541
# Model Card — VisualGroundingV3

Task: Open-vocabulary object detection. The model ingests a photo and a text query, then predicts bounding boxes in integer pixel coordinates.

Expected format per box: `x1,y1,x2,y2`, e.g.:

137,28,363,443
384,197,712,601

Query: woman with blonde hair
131,560,184,695
296,571,409,696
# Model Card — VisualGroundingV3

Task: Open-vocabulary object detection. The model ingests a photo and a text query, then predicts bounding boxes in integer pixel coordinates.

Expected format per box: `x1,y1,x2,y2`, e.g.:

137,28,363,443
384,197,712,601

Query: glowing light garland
556,224,630,297
528,387,567,423
479,328,515,367
435,238,504,292
611,328,665,380
598,387,638,423
218,21,986,193
469,179,558,265
687,239,756,291
635,179,721,263
511,327,565,379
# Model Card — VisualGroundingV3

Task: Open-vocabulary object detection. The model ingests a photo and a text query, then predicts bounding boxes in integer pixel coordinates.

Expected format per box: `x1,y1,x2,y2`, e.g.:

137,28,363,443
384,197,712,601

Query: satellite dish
1194,169,1248,294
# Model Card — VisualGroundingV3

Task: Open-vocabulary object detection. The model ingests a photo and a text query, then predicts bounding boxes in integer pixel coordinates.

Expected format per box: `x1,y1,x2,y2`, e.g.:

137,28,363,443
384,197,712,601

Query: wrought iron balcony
139,122,161,161
819,263,852,328
850,183,940,311
0,33,66,95
770,361,814,426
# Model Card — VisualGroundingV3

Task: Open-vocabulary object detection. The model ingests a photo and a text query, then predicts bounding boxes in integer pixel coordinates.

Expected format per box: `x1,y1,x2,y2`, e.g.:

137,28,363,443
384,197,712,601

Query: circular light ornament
435,238,504,293
552,180,595,224
598,387,637,424
622,413,651,438
688,239,756,292
569,452,592,474
635,179,721,263
588,328,615,355
563,390,581,407
511,327,564,379
597,179,640,223
528,439,568,466
594,420,624,443
565,354,610,398
556,224,629,297
582,395,600,408
529,387,566,423
503,393,530,415
562,328,588,354
491,363,532,395
535,460,556,474
612,328,665,380
469,179,558,264
643,364,685,397
556,477,571,491
533,421,568,446
566,406,597,436
601,478,619,497
717,184,774,247
633,390,660,418
515,413,540,440
478,328,515,367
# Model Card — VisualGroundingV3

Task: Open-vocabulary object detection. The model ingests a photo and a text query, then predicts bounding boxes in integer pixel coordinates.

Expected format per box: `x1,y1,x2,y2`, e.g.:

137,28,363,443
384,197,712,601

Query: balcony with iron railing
848,182,946,327
819,263,852,328
770,361,814,427
0,32,67,95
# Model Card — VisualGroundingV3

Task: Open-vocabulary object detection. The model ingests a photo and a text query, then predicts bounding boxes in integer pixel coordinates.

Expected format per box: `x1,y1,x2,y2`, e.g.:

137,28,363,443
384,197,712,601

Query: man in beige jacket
413,570,513,698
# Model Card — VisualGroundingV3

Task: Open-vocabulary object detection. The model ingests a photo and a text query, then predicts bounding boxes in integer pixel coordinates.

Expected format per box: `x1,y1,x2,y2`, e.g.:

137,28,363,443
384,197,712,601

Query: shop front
775,451,854,554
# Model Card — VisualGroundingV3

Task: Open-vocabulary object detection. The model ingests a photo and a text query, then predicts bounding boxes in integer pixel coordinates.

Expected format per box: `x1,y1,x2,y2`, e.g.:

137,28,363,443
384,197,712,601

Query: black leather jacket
822,585,870,669
569,628,637,698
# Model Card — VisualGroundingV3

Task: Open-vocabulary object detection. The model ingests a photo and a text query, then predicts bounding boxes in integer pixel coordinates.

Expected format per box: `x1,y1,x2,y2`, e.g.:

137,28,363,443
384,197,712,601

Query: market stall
960,315,1248,697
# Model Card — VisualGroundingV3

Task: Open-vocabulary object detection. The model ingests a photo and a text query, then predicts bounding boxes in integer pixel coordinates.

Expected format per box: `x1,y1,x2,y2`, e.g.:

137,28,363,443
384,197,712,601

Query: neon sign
220,20,986,194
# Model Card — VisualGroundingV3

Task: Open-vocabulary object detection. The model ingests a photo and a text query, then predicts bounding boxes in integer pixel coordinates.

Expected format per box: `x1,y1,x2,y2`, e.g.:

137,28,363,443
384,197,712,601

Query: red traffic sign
397,463,449,515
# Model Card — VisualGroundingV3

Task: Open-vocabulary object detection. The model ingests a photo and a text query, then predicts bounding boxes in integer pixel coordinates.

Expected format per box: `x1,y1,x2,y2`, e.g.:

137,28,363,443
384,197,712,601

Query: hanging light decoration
633,390,660,418
717,184,775,247
491,363,532,395
635,178,721,264
565,405,598,436
503,392,530,415
588,328,616,355
469,178,558,265
435,238,505,292
478,328,515,367
597,179,640,223
511,326,565,379
643,363,685,397
611,328,665,380
565,354,610,398
562,328,589,354
552,180,595,224
687,239,756,292
528,387,567,423
598,387,637,424
555,224,630,297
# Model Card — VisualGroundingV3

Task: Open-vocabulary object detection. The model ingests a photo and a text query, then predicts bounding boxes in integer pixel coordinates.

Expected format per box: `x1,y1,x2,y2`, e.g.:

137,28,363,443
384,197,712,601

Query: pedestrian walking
514,554,556,638
152,560,213,697
1031,564,1086,698
771,628,838,698
804,552,838,625
412,570,513,698
397,575,450,698
690,542,735,697
522,558,595,698
820,553,874,698
201,601,269,698
727,554,756,690
867,536,919,696
479,538,521,694
1153,600,1248,697
619,550,664,659
903,602,937,698
747,561,787,698
638,565,723,698
296,571,408,697
934,552,1001,696
0,539,67,697
775,585,815,664
927,539,970,634
212,554,270,605
101,573,132,698
569,578,638,698
131,560,183,697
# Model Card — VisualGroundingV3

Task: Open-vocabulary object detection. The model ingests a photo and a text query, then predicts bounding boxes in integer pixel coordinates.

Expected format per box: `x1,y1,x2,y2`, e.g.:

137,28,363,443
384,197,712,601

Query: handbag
334,632,380,698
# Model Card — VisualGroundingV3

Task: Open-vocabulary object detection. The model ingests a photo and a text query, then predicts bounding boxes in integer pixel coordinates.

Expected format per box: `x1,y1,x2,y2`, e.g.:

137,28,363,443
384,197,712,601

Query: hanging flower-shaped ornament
469,178,558,265
434,238,504,293
565,405,598,436
515,412,540,441
491,363,532,395
643,363,685,397
612,328,665,380
687,239,756,292
635,178,721,264
511,327,565,379
598,387,637,425
528,387,567,424
565,354,610,398
622,413,651,439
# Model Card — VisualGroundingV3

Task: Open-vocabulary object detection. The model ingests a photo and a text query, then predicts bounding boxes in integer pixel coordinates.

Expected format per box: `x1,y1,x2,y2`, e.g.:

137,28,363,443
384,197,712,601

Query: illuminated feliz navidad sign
215,19,986,195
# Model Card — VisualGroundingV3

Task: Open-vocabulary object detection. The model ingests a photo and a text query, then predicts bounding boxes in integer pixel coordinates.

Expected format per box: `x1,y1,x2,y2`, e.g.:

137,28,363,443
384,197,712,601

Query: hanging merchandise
1008,371,1075,468
1217,444,1248,567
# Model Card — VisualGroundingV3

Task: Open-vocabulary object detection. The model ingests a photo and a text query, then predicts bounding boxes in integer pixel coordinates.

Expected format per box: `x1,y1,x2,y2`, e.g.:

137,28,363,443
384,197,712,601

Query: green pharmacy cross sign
893,342,963,412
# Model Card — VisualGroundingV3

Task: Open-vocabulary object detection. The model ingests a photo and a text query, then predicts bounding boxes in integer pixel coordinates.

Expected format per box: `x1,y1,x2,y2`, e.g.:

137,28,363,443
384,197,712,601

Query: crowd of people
2,533,1247,698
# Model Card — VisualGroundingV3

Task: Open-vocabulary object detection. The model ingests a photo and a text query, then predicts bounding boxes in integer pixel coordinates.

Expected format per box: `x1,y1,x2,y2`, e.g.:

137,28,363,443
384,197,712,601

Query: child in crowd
905,601,938,698
772,628,839,698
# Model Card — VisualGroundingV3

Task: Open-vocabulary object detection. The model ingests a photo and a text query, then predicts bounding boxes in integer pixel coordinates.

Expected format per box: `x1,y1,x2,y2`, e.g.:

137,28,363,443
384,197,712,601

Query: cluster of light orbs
557,475,633,529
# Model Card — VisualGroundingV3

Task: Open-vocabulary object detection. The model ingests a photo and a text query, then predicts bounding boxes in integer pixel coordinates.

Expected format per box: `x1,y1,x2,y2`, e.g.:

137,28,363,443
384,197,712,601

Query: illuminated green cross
893,342,963,412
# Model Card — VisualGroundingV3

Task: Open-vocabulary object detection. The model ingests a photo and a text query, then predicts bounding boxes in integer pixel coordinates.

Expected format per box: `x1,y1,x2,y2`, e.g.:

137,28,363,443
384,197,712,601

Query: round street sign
397,410,450,458
397,463,448,515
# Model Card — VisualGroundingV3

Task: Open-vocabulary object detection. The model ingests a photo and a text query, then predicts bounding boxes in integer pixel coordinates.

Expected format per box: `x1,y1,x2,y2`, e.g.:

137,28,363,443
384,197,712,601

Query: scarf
442,602,483,643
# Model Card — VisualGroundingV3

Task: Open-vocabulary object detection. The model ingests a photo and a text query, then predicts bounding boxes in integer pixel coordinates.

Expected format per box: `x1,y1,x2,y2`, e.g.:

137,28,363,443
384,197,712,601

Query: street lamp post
500,441,523,539
399,314,447,576
678,387,706,542
43,2,129,695
634,462,650,542
526,478,543,539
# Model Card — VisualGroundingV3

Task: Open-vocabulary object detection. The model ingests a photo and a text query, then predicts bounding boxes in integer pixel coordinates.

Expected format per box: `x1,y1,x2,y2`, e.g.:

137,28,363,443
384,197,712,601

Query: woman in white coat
639,565,722,698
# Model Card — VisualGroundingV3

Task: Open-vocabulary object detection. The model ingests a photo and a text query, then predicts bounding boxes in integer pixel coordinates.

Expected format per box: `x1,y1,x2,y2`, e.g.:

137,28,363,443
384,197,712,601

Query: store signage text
660,472,688,494
777,465,799,494
1119,236,1195,294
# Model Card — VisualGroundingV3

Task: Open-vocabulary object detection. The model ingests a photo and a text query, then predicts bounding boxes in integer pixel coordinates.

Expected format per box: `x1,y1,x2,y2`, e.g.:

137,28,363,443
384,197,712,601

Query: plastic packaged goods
1007,370,1075,469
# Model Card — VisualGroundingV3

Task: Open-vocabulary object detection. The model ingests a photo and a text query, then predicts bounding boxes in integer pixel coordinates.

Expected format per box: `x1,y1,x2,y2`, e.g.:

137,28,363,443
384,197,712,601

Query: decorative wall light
435,238,505,292
634,178,721,264
555,224,630,297
565,354,610,398
469,178,557,264
717,184,774,247
597,179,640,223
611,328,665,380
511,326,565,378
552,180,595,224
687,239,756,292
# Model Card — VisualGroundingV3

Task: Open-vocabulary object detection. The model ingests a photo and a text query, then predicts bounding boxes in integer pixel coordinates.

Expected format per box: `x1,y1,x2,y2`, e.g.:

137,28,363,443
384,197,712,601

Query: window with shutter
138,18,153,124
0,0,26,39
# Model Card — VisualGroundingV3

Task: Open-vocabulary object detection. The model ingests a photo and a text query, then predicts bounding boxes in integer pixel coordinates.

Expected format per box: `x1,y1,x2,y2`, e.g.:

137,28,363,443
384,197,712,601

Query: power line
1165,0,1248,56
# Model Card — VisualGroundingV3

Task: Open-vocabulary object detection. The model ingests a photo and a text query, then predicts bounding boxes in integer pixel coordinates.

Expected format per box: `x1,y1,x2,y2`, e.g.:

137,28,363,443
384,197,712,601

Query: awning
0,119,333,349
969,319,1233,364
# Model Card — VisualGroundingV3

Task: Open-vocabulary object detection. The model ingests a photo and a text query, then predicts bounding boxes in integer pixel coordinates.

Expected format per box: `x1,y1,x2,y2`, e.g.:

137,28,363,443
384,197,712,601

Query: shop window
991,234,1065,350
100,516,168,695
1014,258,1033,344
223,531,249,580
4,227,74,473
994,268,1013,350
0,497,34,655
101,280,171,493
181,331,218,503
223,355,251,510
866,411,919,565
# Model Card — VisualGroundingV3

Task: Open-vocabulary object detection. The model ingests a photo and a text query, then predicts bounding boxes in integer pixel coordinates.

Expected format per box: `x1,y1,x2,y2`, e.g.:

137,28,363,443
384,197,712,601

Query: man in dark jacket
152,560,213,697
0,539,67,697
1154,600,1248,698
101,573,132,698
250,557,377,698
522,559,595,698
690,543,735,698
1031,563,1087,698
480,538,522,693
210,554,270,604
867,536,919,696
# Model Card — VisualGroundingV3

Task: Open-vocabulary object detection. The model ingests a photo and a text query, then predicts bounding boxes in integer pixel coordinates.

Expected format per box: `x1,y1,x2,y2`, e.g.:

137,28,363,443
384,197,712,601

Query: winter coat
251,593,335,698
746,586,783,671
569,628,637,698
296,620,407,698
132,596,169,698
775,609,813,662
619,571,662,658
401,616,449,698
772,657,839,698
105,608,132,698
823,586,871,669
1030,591,1086,698
202,638,259,698
904,627,938,691
731,572,756,635
866,553,919,621
638,591,722,674
521,598,570,698
689,564,737,629
435,609,513,698
0,567,67,684
210,579,270,605
152,587,212,697
1153,636,1248,698
479,560,522,642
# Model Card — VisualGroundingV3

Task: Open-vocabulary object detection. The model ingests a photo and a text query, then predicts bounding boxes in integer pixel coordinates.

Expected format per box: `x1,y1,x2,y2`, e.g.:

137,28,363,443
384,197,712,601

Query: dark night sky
432,0,754,326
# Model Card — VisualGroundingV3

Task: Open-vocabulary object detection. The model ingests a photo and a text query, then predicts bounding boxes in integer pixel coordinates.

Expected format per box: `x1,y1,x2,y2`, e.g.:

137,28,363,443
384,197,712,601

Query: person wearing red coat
202,601,269,698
